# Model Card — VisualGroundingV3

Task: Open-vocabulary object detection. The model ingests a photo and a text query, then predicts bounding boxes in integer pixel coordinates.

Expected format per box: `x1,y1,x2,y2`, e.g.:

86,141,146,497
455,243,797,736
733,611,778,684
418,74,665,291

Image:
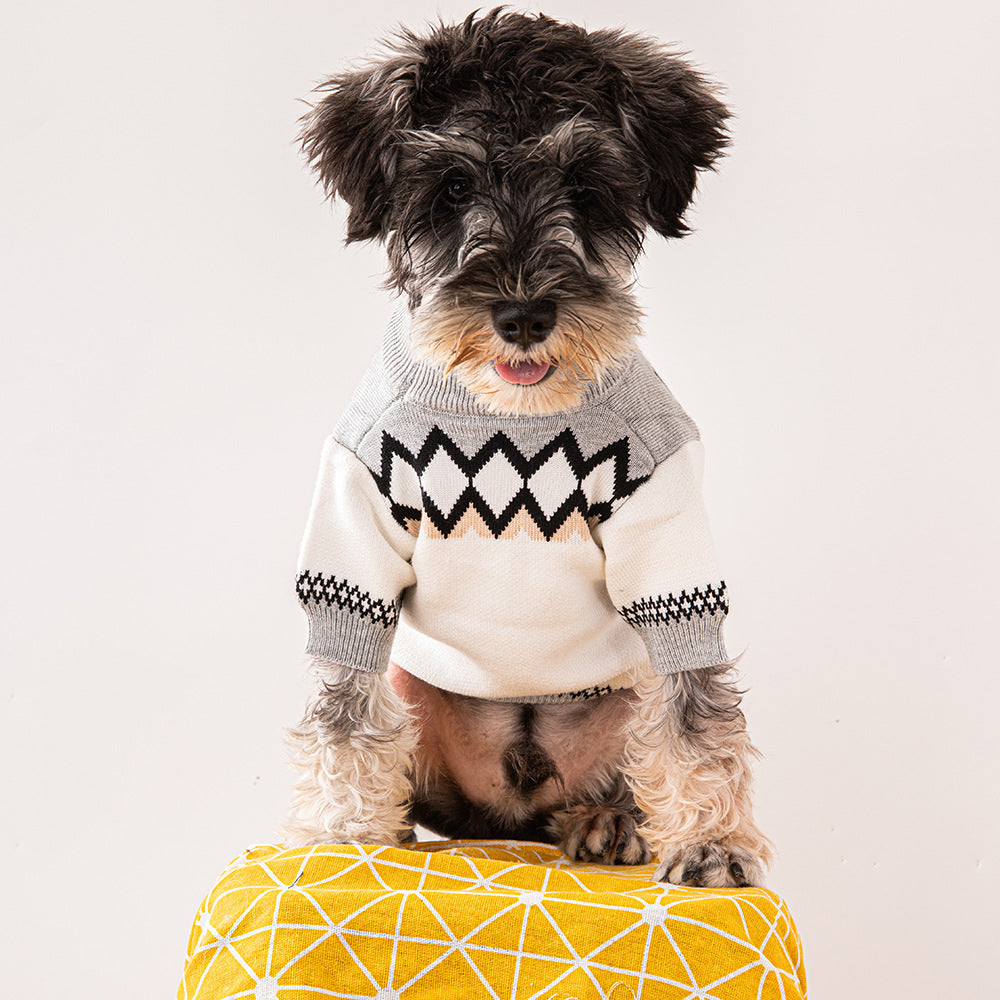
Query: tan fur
410,294,642,416
623,672,775,885
283,661,418,846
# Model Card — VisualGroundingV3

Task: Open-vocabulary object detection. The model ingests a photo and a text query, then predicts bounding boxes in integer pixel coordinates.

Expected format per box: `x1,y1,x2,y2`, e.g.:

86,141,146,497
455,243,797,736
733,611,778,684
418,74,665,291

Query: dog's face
301,11,729,414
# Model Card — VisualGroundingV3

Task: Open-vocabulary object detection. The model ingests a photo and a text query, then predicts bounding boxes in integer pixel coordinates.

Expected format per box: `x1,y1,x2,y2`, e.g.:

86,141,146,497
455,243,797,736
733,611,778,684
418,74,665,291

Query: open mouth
493,359,553,385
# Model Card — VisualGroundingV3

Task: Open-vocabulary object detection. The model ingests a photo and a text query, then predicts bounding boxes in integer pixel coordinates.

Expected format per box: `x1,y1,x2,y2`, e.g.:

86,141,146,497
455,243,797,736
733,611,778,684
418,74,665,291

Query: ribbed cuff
303,604,396,673
633,613,728,674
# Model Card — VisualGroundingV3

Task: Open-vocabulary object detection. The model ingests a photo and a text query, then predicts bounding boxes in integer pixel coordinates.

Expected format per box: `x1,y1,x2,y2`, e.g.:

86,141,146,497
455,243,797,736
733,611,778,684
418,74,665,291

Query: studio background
2,1,997,996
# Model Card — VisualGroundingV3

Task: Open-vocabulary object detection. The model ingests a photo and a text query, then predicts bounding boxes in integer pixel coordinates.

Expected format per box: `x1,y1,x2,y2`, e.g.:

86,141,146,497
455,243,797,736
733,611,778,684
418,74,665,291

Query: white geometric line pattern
178,842,807,1000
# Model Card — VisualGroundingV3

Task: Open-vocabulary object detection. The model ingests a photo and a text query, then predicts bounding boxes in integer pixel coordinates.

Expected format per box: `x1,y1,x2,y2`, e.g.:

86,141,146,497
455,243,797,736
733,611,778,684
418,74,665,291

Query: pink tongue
494,359,551,385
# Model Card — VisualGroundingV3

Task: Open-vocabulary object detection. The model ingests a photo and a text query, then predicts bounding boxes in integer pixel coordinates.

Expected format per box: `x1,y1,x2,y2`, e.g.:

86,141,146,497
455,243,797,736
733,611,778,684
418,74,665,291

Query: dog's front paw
654,842,765,888
552,805,653,865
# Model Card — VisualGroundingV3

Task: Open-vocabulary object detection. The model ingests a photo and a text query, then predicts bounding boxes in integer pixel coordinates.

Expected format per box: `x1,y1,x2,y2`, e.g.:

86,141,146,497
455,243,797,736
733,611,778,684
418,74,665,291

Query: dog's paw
552,805,653,865
653,842,764,888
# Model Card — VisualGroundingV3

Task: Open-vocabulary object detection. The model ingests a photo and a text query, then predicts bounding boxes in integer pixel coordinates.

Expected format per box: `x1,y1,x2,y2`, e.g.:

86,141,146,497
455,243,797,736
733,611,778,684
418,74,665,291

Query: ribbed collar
380,302,636,418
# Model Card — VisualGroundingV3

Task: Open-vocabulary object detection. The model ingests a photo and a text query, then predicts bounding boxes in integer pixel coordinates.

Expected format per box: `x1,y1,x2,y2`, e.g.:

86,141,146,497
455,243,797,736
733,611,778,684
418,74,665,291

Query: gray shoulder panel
333,306,412,452
604,353,700,465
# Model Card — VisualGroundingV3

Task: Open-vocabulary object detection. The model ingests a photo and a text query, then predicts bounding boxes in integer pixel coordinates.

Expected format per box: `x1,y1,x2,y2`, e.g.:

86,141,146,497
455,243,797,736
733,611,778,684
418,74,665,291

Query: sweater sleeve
296,436,417,671
591,439,729,674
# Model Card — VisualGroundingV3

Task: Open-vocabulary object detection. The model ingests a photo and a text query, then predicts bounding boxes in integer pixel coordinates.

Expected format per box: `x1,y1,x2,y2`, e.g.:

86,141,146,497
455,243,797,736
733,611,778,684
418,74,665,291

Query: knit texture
297,306,729,700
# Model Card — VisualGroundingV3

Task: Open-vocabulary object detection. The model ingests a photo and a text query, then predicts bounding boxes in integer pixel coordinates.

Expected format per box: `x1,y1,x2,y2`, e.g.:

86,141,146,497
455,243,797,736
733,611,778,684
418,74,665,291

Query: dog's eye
568,180,597,210
442,176,471,207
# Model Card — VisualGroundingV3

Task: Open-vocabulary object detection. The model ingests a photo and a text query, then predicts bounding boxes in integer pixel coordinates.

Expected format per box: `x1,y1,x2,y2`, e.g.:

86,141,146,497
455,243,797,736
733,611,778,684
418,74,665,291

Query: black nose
491,299,557,348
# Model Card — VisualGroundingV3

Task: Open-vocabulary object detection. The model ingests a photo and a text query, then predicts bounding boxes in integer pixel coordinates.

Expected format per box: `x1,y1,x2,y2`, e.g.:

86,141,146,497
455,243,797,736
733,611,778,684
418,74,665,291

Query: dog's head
301,9,729,414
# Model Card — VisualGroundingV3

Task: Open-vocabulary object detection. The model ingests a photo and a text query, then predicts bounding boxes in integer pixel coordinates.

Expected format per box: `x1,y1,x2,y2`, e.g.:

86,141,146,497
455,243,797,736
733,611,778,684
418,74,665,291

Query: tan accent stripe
498,508,540,540
446,508,495,540
419,506,592,542
421,516,446,540
550,509,592,542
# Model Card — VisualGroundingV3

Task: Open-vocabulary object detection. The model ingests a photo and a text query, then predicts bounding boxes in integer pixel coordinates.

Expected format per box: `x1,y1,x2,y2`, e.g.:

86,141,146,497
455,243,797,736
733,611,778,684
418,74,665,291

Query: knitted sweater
297,307,729,702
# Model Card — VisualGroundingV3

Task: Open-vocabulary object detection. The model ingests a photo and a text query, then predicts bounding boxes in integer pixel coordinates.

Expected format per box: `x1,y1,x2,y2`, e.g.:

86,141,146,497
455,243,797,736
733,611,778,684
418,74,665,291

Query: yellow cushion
178,841,806,999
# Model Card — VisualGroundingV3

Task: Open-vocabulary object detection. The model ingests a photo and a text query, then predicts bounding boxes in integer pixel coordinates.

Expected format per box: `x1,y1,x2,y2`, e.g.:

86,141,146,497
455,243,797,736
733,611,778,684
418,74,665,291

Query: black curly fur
299,9,729,308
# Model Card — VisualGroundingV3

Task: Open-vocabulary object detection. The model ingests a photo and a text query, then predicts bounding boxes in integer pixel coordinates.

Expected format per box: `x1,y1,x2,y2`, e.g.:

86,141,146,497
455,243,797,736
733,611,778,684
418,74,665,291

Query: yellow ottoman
178,841,806,999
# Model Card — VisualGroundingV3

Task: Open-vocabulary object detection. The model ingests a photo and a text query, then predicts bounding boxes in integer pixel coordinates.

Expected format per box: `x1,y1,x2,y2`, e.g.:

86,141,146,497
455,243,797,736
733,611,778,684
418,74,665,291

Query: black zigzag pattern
619,582,728,628
296,570,399,629
371,426,649,541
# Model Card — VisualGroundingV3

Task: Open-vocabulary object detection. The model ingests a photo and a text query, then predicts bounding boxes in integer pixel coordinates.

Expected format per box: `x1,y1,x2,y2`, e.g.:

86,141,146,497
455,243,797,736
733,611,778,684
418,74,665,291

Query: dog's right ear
299,54,418,243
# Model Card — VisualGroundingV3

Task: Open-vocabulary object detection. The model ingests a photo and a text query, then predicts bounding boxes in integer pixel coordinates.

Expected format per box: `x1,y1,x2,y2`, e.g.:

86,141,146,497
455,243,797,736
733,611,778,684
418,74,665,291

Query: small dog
284,9,773,888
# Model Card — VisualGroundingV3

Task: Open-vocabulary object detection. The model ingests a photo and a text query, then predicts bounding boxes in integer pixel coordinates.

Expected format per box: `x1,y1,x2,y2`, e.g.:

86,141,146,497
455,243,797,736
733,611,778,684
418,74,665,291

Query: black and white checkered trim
296,570,399,629
619,582,728,628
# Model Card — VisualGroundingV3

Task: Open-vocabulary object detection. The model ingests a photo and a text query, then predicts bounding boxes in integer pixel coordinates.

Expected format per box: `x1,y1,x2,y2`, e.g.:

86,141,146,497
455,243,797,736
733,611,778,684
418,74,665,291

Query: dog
283,9,773,888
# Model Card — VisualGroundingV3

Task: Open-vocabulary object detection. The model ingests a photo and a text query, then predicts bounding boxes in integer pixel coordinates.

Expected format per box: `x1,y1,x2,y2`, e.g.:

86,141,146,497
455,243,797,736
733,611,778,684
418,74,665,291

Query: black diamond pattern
296,570,399,629
619,582,728,628
372,426,649,541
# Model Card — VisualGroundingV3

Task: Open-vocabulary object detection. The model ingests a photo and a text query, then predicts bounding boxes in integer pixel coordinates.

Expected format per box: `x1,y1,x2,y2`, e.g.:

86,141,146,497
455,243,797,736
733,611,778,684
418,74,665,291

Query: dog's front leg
625,665,774,887
282,657,417,847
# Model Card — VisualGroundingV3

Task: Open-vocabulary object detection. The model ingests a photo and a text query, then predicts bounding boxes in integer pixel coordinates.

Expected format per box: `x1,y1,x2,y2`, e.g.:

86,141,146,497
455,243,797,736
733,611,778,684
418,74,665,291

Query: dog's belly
387,663,636,839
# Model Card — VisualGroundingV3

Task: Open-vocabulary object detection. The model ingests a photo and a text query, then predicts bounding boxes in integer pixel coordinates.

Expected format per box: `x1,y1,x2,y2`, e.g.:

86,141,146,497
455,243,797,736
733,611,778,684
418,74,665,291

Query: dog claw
552,805,652,865
654,842,764,888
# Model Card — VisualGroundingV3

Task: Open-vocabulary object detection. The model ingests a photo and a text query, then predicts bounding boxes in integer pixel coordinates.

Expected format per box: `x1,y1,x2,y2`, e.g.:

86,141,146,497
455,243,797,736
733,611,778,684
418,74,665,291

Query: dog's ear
593,31,730,239
299,53,419,243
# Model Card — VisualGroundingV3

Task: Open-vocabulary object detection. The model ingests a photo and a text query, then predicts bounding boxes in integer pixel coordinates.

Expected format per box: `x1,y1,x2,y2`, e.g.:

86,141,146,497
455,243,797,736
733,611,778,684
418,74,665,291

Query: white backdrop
2,1,998,996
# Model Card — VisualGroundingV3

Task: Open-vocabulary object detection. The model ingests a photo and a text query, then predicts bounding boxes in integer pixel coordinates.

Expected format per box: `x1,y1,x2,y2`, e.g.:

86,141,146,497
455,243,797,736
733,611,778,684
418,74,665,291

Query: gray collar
380,302,636,417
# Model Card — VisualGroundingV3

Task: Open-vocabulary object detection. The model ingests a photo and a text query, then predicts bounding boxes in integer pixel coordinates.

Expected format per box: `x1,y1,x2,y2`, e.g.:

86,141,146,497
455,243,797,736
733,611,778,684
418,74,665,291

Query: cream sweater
297,308,729,702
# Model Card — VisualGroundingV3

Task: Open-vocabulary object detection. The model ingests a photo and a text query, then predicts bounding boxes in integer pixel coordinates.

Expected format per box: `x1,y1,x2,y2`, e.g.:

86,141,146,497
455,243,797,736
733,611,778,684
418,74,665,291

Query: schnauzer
284,9,773,888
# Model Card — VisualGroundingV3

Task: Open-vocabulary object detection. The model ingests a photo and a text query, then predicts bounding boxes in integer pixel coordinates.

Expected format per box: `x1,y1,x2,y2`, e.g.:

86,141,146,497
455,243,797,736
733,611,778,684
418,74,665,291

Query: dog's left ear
299,51,419,242
593,31,731,239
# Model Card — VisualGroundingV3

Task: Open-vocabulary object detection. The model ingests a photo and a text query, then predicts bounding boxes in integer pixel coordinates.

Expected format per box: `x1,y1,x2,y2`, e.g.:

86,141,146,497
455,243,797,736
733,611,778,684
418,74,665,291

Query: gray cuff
303,603,396,672
632,613,728,674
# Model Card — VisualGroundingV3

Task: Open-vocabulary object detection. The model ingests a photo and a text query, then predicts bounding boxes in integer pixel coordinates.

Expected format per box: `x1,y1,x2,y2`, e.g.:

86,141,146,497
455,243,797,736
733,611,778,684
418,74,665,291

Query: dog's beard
410,293,642,416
